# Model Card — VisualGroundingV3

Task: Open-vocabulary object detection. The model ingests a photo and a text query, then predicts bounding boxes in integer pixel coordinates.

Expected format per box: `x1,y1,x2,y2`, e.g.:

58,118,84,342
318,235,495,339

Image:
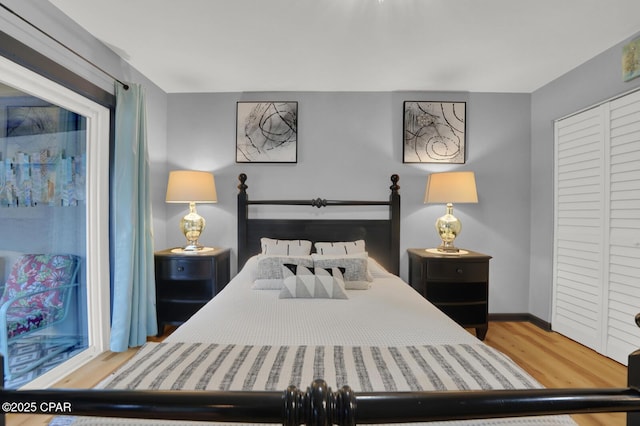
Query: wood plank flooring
7,321,628,426
483,321,627,426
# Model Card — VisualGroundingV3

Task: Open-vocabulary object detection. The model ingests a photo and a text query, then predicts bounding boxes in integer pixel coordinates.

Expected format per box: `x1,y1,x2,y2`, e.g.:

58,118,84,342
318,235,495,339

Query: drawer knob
456,268,464,274
177,266,184,272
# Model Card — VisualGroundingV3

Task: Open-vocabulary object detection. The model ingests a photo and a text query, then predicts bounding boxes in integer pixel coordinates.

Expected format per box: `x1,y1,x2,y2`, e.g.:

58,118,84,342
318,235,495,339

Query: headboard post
389,174,401,275
237,173,249,268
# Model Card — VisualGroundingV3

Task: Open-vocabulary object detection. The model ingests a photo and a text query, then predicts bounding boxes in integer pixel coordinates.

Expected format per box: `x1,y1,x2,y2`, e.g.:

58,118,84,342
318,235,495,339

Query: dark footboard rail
2,380,640,425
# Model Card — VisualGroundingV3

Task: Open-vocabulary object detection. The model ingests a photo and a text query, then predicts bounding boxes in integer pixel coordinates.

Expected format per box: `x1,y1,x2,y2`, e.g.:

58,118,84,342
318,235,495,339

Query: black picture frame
403,101,466,164
236,101,298,163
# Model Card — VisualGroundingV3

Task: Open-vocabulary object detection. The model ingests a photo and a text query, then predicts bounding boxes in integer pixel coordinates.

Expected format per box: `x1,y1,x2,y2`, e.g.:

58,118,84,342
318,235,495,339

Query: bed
2,173,640,425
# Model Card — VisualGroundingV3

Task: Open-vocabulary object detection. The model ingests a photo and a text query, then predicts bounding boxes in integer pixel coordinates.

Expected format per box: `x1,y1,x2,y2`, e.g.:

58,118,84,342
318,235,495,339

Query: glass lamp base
182,243,204,251
435,203,462,253
180,202,206,252
436,243,460,253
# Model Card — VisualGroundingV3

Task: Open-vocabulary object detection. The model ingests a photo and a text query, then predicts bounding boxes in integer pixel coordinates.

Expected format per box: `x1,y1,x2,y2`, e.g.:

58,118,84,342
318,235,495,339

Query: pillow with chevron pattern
311,252,372,288
279,264,347,299
254,255,313,280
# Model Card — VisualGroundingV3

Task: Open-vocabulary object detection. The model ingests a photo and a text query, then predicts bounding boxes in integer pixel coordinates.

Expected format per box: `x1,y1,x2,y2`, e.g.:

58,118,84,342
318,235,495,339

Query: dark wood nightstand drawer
427,281,487,303
158,258,212,280
157,280,213,301
426,261,488,282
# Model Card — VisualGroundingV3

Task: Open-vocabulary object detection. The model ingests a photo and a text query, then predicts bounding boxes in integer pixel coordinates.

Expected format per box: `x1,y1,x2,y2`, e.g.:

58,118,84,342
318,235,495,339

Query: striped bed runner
52,341,578,425
100,341,540,393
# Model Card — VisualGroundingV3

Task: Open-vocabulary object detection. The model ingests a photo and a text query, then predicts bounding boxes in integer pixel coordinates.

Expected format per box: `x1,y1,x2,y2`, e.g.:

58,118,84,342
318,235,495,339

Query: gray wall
6,1,640,321
167,91,533,313
529,31,640,321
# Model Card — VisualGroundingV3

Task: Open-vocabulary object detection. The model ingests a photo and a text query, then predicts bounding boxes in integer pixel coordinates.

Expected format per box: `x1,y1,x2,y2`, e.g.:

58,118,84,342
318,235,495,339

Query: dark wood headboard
237,174,400,274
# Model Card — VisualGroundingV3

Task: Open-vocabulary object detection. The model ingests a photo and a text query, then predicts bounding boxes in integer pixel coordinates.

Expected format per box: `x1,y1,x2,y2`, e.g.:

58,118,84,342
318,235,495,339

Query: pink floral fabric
0,254,78,338
4,306,61,339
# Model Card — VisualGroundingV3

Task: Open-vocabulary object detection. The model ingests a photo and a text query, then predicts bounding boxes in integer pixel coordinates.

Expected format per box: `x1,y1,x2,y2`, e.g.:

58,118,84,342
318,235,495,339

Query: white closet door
553,105,607,352
606,91,640,364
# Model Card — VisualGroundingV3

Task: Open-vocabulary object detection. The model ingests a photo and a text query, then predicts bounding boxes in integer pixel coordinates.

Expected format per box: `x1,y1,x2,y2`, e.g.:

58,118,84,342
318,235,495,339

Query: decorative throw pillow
254,255,313,281
314,240,366,255
311,253,372,289
261,238,312,256
279,264,348,299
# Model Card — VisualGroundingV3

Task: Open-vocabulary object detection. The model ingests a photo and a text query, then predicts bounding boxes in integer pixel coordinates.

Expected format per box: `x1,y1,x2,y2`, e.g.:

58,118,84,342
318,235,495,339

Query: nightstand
154,247,231,335
407,248,492,340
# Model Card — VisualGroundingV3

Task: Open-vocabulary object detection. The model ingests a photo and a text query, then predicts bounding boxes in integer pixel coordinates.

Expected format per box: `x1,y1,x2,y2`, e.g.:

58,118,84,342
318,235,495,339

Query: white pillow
279,264,348,299
311,252,372,289
261,238,312,256
314,240,366,255
254,255,313,281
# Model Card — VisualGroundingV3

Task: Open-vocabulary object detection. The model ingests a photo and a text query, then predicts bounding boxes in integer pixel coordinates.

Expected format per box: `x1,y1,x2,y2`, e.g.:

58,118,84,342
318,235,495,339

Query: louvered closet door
606,91,640,364
553,105,607,353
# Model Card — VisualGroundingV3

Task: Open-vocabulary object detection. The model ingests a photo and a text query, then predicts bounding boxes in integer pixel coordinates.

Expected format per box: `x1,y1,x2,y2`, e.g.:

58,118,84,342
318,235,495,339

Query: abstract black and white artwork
236,102,298,163
403,101,466,163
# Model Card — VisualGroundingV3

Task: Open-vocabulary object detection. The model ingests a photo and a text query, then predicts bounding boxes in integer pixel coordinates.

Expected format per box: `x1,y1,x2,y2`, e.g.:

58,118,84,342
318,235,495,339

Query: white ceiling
49,0,640,94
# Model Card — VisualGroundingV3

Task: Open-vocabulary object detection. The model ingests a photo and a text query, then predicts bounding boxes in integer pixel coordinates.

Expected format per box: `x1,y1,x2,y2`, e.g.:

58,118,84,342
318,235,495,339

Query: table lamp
424,171,478,253
165,170,217,251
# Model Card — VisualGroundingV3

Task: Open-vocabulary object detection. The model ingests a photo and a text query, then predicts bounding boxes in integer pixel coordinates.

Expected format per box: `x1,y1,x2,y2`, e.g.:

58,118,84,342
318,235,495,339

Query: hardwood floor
7,322,628,426
483,321,627,426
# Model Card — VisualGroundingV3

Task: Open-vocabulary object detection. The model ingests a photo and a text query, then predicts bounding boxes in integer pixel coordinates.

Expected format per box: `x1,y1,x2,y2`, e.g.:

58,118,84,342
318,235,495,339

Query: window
0,54,110,388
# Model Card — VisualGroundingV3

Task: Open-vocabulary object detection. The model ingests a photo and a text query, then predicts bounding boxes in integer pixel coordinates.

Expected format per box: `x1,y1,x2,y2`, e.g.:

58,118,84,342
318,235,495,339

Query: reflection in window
0,82,88,388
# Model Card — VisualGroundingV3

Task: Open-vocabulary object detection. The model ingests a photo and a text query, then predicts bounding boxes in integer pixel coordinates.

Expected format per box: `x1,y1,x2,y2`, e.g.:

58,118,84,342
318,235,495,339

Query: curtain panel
110,83,157,351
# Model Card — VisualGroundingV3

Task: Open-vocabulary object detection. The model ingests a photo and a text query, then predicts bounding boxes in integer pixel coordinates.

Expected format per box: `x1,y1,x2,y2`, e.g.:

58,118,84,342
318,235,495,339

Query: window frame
0,31,112,388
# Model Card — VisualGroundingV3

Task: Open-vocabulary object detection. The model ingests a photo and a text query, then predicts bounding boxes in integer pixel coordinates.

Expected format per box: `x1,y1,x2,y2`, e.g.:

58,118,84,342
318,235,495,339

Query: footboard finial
311,198,328,208
283,385,303,426
334,385,356,426
282,380,356,426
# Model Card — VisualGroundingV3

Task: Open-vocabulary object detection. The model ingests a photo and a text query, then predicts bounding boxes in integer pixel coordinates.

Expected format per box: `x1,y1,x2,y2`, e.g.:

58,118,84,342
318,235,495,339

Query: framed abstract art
403,101,466,164
236,101,298,163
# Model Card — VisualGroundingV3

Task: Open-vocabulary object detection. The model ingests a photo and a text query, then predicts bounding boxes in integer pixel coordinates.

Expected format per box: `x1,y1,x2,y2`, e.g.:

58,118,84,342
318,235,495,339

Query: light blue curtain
110,83,157,352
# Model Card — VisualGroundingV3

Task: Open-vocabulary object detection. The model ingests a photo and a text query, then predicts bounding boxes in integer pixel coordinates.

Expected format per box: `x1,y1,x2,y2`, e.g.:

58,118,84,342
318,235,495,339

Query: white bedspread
50,256,577,426
167,256,479,347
